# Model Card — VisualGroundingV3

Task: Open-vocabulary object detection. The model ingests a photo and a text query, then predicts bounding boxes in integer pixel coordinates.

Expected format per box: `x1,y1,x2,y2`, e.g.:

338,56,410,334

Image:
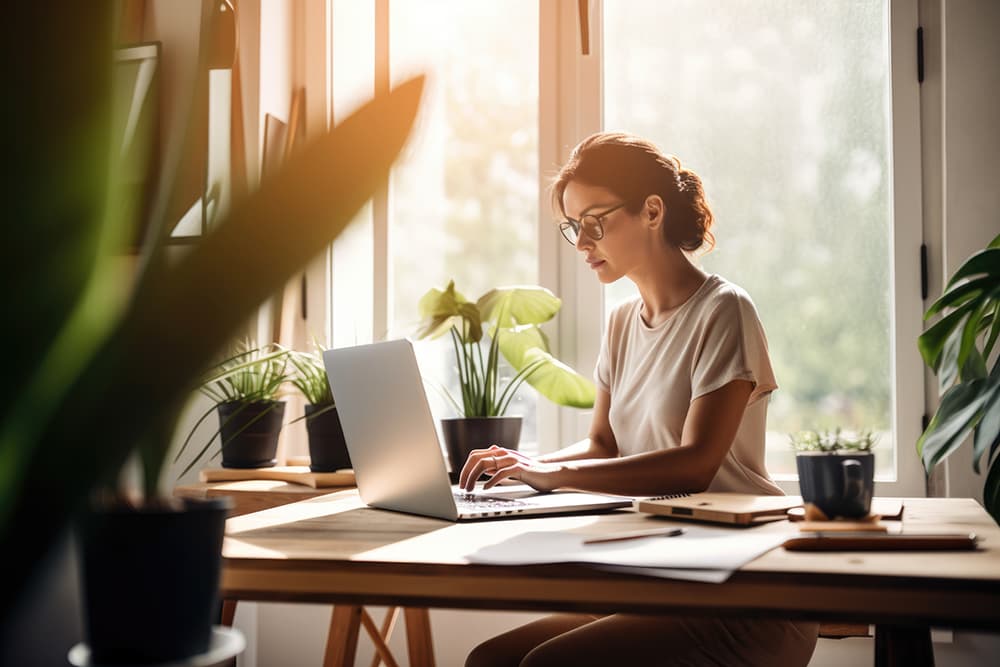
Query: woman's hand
458,444,563,493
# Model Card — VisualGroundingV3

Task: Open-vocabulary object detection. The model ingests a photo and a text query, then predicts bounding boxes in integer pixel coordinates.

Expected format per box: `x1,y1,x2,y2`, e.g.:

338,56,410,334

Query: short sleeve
594,301,632,395
691,293,777,405
594,318,613,394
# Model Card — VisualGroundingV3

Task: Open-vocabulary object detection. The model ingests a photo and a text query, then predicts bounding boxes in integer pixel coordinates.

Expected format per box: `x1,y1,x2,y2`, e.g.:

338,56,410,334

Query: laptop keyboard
454,492,535,510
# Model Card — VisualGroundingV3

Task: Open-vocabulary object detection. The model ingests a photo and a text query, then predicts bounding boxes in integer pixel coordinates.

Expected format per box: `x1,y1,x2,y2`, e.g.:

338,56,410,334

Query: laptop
322,339,632,521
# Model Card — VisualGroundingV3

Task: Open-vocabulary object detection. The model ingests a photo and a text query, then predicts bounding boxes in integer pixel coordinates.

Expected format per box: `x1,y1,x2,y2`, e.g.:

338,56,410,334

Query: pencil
583,527,685,545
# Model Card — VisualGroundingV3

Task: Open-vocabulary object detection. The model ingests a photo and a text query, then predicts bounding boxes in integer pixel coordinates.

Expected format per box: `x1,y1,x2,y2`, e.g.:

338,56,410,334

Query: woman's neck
630,247,708,327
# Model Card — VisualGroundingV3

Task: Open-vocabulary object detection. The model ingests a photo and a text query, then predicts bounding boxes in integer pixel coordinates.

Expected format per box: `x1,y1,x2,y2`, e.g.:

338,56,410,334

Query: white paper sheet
465,524,787,578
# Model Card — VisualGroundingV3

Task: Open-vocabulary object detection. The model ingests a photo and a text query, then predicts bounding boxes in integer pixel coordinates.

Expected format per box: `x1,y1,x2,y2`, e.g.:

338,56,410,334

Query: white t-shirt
595,274,782,495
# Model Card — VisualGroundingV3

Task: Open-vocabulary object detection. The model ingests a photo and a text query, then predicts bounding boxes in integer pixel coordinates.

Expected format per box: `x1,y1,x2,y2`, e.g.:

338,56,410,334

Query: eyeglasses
558,202,629,245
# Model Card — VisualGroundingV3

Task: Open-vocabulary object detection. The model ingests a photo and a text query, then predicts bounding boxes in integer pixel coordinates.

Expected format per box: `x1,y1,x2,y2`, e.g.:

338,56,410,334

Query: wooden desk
175,480,334,517
221,494,1000,666
175,481,428,667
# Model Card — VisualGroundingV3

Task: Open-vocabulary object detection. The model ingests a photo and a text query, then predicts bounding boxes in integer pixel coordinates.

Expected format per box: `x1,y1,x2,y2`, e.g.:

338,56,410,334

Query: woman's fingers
459,447,504,491
482,462,521,489
458,445,498,486
458,446,534,491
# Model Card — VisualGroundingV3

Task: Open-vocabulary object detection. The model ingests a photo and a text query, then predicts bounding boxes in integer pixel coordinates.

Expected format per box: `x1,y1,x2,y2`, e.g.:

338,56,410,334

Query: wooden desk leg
404,608,435,667
324,605,363,667
874,624,935,667
220,599,238,627
360,608,401,667
369,607,401,667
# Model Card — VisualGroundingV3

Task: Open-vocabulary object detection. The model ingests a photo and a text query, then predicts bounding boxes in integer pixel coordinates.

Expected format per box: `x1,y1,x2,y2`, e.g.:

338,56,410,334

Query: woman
460,132,818,667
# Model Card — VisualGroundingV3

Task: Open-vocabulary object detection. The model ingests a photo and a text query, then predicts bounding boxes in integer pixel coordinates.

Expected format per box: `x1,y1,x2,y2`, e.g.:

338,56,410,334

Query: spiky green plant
1,2,422,624
289,347,334,407
174,340,291,479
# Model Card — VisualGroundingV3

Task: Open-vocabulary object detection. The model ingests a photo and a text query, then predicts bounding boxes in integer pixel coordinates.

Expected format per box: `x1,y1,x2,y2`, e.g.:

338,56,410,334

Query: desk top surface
220,492,1000,628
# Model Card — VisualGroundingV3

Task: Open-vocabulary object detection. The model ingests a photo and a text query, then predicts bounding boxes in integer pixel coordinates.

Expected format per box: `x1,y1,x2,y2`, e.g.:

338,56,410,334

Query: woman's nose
575,231,593,252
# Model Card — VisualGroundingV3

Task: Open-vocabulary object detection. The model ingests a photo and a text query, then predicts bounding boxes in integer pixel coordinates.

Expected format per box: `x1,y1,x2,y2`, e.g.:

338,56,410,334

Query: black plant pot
796,451,875,519
306,404,352,472
217,400,284,468
440,416,522,479
78,497,231,664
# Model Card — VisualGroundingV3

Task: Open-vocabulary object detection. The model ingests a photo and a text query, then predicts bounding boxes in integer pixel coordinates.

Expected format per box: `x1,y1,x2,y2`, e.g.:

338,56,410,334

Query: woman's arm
537,389,619,463
457,389,617,491
468,379,754,496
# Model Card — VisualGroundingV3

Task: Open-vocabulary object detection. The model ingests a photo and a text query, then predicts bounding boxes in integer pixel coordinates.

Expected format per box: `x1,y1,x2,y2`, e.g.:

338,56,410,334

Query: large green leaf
1,72,424,622
918,301,977,369
918,378,990,469
514,347,597,409
477,286,561,327
943,246,1000,290
925,276,995,318
496,325,550,369
415,281,482,342
971,367,1000,474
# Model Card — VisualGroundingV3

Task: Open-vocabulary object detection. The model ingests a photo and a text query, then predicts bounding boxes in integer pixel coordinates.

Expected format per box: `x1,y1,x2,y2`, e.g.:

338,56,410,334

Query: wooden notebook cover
635,493,803,525
200,466,355,489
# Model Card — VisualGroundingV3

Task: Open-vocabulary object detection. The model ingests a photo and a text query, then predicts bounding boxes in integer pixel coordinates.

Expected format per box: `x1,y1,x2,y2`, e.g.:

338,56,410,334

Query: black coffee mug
796,451,874,519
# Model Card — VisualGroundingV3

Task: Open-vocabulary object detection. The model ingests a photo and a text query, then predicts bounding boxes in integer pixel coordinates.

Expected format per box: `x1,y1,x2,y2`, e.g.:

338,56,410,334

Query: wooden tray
200,466,355,488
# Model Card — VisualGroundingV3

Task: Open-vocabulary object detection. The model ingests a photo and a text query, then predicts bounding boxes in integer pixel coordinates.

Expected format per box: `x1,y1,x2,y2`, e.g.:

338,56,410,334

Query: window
390,0,541,445
329,0,542,447
322,0,924,493
592,0,924,493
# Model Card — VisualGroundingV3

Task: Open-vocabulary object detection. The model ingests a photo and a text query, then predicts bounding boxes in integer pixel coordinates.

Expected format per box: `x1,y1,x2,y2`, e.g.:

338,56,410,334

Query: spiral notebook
634,493,803,526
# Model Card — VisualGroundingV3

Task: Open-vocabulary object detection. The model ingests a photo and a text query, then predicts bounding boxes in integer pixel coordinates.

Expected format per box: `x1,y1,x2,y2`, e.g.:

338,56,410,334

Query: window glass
603,0,893,477
389,1,540,445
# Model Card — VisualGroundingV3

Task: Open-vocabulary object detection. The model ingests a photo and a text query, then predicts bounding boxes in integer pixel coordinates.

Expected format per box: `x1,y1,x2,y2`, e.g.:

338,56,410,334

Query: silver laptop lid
323,340,459,520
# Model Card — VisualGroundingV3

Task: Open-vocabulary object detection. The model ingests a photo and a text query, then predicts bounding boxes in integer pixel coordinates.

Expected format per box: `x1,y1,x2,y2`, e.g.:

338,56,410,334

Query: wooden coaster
797,519,888,533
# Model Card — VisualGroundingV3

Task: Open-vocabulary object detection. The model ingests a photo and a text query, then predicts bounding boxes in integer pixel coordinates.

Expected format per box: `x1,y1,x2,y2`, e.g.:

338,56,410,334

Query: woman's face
561,180,651,284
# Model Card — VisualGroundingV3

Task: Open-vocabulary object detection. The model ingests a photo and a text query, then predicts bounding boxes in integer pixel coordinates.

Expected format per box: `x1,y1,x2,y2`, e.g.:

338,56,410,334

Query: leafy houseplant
790,429,878,520
177,341,291,478
917,233,1000,522
414,281,596,472
1,2,423,659
289,348,351,472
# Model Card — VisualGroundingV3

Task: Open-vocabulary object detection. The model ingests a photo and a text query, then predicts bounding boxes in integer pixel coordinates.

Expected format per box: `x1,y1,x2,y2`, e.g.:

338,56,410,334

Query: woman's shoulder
699,274,760,315
606,296,643,328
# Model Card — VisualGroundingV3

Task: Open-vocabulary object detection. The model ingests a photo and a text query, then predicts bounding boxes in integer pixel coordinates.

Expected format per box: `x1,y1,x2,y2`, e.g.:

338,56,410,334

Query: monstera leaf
918,233,1000,522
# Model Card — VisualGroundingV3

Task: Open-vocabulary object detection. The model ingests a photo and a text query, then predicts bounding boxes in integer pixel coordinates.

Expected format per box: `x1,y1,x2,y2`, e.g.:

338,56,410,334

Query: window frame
311,0,926,496
550,0,926,496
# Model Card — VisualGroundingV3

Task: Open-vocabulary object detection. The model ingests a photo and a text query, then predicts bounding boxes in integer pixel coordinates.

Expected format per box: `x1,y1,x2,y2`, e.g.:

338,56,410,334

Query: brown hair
551,132,715,252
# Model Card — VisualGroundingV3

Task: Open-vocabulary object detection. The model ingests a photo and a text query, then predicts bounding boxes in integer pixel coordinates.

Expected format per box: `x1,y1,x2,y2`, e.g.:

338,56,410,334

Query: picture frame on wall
113,41,164,250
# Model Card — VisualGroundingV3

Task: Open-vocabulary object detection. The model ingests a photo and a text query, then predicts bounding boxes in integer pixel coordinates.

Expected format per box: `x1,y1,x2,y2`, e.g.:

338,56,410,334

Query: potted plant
176,341,291,478
0,3,423,661
789,428,878,519
917,233,1000,522
289,348,351,472
414,280,596,474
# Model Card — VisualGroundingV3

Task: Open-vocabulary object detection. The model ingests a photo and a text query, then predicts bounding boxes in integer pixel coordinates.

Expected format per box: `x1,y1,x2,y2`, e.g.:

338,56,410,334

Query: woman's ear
645,195,665,228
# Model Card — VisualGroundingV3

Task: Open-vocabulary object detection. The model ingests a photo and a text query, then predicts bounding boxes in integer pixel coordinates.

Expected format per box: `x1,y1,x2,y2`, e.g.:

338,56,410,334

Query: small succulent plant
788,428,879,453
